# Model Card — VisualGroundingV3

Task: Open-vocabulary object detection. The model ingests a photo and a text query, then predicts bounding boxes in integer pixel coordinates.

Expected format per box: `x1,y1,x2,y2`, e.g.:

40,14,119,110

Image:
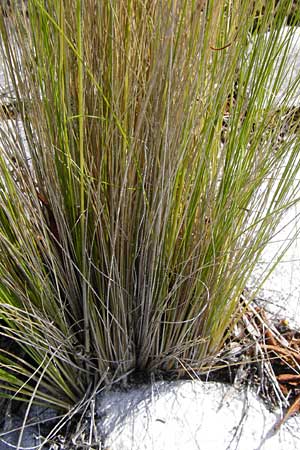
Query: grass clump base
1,1,300,444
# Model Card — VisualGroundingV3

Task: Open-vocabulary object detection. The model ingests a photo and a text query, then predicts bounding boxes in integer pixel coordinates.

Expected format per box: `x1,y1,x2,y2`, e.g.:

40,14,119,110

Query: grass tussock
0,0,300,411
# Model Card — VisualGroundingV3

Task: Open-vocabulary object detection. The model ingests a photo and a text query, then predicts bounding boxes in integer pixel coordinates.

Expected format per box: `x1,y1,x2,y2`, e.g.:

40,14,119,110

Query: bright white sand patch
97,380,300,450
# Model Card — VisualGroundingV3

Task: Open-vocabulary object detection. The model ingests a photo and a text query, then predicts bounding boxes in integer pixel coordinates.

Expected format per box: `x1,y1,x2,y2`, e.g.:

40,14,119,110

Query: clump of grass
1,0,300,413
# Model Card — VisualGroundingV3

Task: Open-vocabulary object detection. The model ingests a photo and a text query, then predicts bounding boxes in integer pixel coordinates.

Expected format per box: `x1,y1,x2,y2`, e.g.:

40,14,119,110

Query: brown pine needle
261,344,300,364
277,373,300,383
274,394,300,431
210,42,232,51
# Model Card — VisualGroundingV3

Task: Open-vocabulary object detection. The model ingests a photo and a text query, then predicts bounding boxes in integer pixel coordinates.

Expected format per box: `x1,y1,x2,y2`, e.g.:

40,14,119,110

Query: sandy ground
97,380,300,450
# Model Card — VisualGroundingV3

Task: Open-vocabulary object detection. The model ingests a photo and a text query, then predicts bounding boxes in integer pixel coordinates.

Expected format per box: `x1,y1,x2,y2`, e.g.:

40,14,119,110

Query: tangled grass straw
0,0,300,414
